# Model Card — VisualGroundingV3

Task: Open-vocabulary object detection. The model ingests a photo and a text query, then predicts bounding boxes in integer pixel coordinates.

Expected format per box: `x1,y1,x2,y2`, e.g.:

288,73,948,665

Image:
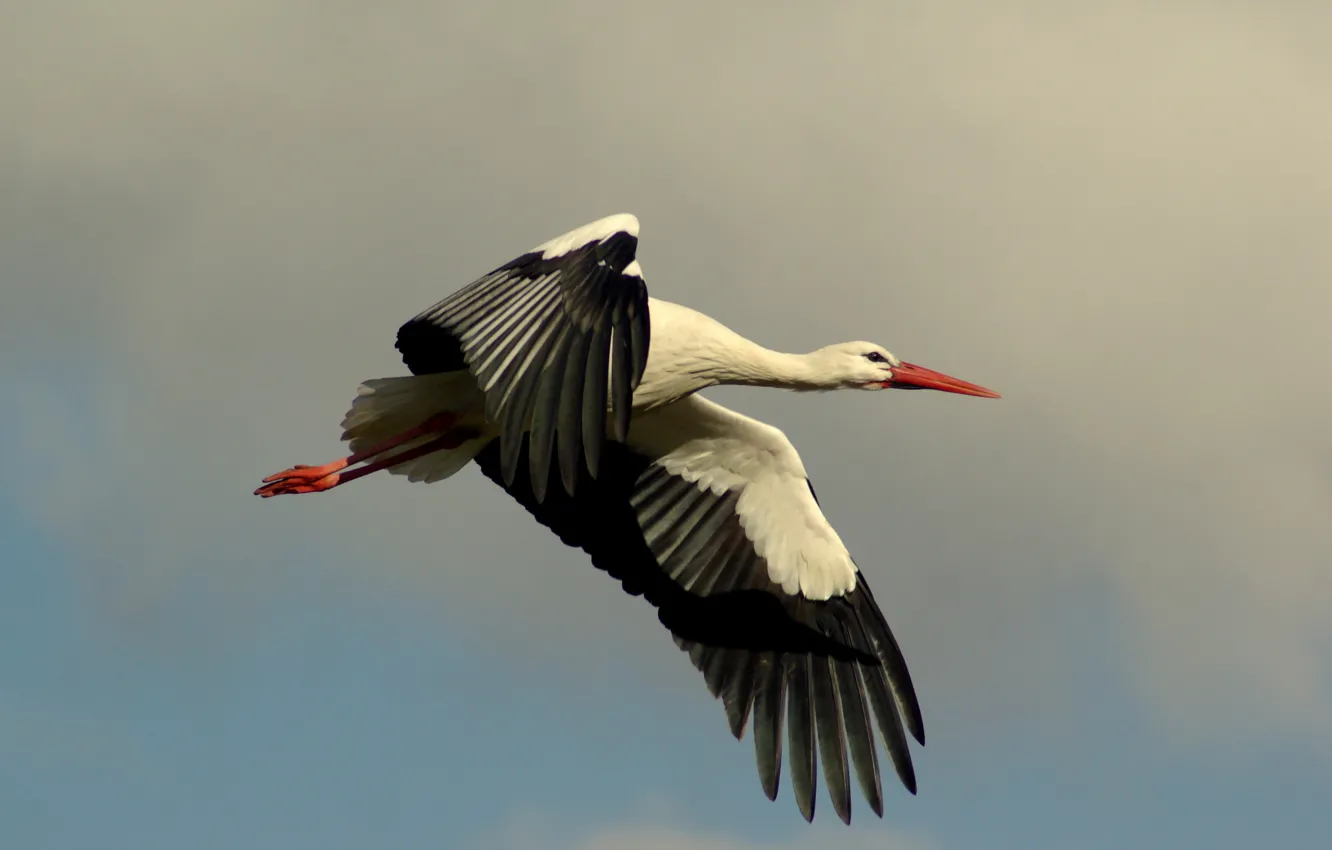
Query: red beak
885,362,1001,398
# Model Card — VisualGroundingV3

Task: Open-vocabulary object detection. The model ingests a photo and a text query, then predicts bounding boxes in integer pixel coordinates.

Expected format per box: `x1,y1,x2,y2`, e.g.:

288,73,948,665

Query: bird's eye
864,351,887,364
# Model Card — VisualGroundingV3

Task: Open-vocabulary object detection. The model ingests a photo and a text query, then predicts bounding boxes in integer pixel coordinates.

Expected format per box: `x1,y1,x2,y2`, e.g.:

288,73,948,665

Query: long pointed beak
886,362,1001,398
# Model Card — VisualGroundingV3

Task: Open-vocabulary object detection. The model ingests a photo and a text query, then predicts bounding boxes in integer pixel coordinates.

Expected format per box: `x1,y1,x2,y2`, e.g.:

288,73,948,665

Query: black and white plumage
396,215,650,501
256,214,1000,824
474,397,923,824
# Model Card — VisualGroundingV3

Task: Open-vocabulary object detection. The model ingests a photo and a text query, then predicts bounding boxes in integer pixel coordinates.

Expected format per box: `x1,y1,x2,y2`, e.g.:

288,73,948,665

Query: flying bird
255,214,999,824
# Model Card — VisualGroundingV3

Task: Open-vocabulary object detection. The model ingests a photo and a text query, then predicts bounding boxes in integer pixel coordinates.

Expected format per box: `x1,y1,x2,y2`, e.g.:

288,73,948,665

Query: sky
3,1,1330,847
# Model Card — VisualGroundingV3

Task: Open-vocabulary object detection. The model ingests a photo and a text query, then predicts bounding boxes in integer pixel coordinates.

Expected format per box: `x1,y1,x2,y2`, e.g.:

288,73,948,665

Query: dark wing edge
473,437,924,825
673,575,923,825
396,215,650,501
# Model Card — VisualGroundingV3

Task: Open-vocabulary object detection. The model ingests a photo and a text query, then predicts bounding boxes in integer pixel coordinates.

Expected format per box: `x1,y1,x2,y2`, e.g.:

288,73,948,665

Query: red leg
255,413,473,498
259,411,458,485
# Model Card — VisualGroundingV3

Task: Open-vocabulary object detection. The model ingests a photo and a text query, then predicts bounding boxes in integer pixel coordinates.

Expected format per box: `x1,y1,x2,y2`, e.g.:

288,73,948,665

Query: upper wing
396,214,650,502
475,395,924,825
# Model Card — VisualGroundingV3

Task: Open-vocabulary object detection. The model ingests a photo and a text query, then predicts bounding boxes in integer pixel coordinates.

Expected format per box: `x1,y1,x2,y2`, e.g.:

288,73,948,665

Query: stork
255,214,999,823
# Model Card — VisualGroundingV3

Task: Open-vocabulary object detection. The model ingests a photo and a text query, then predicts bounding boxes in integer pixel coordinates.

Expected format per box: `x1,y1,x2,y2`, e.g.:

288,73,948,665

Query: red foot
254,465,346,497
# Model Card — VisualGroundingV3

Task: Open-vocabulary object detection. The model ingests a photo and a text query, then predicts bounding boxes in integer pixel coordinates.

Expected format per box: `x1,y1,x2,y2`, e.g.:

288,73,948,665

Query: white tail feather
339,373,492,484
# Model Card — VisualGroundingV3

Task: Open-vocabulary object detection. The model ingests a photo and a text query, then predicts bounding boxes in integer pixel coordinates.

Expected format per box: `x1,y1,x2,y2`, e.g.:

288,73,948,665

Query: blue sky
4,2,1331,848
4,467,1330,849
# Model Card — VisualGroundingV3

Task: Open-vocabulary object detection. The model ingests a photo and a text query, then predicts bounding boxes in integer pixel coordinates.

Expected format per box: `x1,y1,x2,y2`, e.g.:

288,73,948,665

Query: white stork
255,214,999,824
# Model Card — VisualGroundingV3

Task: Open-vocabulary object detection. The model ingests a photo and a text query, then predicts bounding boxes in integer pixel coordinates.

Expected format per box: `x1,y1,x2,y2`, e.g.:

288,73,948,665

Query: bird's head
812,341,1001,397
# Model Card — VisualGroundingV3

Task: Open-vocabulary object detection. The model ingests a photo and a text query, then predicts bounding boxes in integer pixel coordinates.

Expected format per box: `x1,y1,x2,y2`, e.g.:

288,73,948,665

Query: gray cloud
5,0,1330,754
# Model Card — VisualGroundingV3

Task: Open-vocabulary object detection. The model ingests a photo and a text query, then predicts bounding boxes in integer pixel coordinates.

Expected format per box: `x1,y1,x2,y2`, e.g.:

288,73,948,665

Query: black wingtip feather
835,657,883,819
852,579,926,747
787,658,817,823
811,657,852,825
753,655,785,803
722,651,759,740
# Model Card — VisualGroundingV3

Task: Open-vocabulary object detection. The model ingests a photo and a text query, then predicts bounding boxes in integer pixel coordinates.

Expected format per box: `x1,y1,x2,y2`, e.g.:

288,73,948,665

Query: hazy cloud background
4,1,1330,847
469,806,934,850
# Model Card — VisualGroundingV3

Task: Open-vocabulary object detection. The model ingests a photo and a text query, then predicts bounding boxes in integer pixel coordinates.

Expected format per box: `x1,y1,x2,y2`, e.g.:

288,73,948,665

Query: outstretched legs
254,412,476,497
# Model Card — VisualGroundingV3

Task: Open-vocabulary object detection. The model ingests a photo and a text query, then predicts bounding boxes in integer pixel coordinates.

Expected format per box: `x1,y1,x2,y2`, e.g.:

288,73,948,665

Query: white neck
636,299,847,410
668,323,840,391
715,342,833,391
